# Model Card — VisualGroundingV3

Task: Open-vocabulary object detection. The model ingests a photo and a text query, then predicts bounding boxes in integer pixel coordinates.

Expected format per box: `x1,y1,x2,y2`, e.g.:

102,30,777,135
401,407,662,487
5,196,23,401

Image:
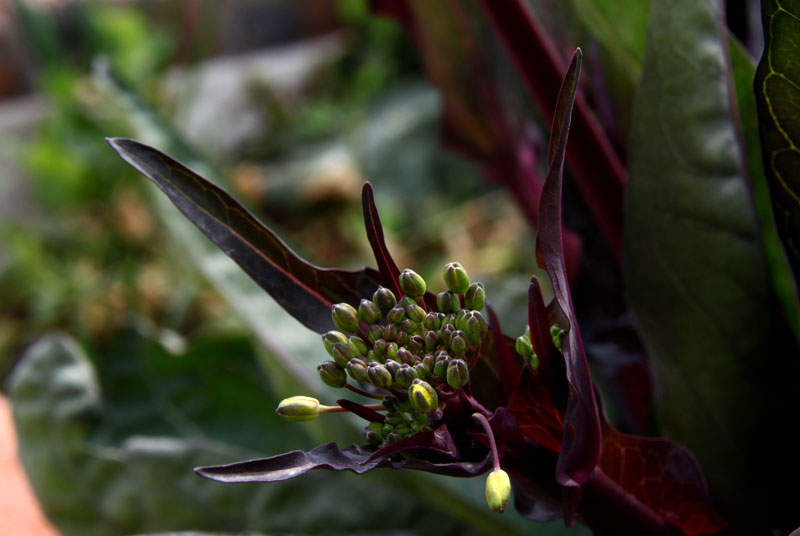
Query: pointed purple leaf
107,138,382,334
361,182,402,297
485,305,520,403
535,50,602,488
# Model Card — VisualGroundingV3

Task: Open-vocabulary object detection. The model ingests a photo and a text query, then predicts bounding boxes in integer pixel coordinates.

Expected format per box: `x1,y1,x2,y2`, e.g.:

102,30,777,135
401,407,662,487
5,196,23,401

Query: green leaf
730,36,800,341
754,0,800,323
9,331,511,536
623,0,777,526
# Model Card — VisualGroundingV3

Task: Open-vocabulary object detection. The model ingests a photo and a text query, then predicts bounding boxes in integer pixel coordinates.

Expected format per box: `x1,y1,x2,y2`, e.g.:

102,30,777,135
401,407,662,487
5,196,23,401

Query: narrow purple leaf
195,440,491,483
336,399,386,423
361,182,402,297
535,50,602,488
486,305,520,402
107,138,382,334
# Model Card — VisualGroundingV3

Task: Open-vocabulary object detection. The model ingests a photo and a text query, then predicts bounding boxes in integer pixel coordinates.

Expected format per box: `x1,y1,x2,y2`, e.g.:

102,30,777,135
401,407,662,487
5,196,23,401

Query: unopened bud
446,358,469,389
348,335,369,356
384,359,401,377
396,347,415,365
399,269,427,298
437,290,460,314
359,299,382,324
405,303,426,323
322,331,349,356
331,342,356,367
395,363,419,388
332,303,360,333
373,339,387,358
444,262,470,294
367,324,384,344
449,331,468,357
367,361,392,389
485,468,511,513
465,282,486,311
550,324,566,351
423,312,441,331
414,362,429,380
386,341,399,360
516,335,533,360
409,335,425,352
346,357,369,382
400,318,417,334
409,379,439,413
373,286,397,313
433,355,449,378
276,396,320,421
424,331,439,350
463,311,488,345
387,305,406,325
384,323,398,341
318,361,347,388
395,330,409,346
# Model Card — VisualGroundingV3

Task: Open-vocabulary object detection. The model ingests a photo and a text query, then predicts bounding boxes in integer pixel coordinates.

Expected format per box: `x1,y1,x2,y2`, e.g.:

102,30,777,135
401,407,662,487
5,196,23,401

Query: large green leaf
754,0,800,321
729,36,800,341
9,331,508,536
623,0,779,527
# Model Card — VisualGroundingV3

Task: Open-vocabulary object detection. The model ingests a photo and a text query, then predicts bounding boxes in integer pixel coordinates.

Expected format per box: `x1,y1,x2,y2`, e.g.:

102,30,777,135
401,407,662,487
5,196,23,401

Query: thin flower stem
472,412,501,471
345,382,385,400
321,403,385,414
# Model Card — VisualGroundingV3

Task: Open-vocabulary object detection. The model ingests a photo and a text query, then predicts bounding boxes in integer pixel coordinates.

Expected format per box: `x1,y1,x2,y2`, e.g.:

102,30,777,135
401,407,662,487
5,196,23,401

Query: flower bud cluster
315,264,488,447
515,323,569,370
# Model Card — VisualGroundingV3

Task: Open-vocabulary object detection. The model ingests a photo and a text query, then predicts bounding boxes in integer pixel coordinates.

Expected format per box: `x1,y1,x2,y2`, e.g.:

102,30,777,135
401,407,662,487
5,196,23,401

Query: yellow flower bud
485,468,511,513
276,396,321,421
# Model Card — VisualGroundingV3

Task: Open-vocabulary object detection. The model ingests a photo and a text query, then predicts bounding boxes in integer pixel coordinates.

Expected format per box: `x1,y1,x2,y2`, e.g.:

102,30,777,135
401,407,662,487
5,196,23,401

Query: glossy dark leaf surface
755,0,800,289
107,138,382,334
361,182,402,296
535,49,602,488
623,0,775,524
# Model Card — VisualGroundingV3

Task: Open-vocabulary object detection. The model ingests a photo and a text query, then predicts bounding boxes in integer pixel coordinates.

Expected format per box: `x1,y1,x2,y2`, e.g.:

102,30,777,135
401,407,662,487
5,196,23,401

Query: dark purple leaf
107,137,382,334
361,182,402,297
535,50,602,488
196,439,491,483
486,305,520,403
477,0,626,256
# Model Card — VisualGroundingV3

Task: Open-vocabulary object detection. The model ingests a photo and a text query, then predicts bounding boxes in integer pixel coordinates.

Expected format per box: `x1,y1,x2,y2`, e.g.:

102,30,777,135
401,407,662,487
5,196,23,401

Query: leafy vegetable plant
109,50,729,535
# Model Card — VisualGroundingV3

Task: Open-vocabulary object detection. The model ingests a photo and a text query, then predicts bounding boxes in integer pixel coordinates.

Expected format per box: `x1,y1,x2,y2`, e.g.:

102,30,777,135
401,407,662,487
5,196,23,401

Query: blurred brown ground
0,396,58,536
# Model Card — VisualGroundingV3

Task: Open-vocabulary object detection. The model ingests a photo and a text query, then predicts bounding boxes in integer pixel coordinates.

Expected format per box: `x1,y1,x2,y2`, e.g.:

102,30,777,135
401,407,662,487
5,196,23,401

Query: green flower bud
454,309,467,331
446,358,470,389
449,331,468,357
444,262,470,294
394,423,411,436
331,342,356,367
421,354,434,373
423,312,441,331
406,303,426,323
412,411,429,424
276,396,320,421
385,432,402,444
409,335,425,352
437,290,460,314
348,335,369,356
332,303,360,333
346,357,369,382
365,429,382,445
465,282,486,311
398,295,417,308
322,331,349,356
433,355,449,378
409,379,439,413
382,423,394,436
386,413,405,426
367,361,392,389
373,286,397,314
359,299,383,324
373,339,387,358
516,335,534,360
318,361,347,388
367,324,383,344
424,331,439,350
396,347,415,365
463,311,488,345
387,305,406,325
528,352,540,372
396,363,419,388
414,362,429,380
384,323,398,341
399,268,427,298
400,318,417,334
395,330,409,346
386,342,399,360
551,324,566,351
485,468,511,513
384,359,401,377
